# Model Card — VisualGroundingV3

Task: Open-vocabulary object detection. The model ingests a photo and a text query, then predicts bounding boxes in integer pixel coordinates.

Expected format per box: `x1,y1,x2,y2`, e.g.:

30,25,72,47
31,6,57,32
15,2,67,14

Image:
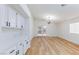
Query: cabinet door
20,16,25,29
8,7,16,28
17,14,25,29
16,42,24,55
0,5,8,27
17,14,21,28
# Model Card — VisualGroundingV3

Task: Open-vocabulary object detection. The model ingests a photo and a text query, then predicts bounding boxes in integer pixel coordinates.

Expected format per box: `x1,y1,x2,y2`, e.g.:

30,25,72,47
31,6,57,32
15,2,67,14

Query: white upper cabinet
0,5,16,28
17,14,22,28
8,7,16,28
17,14,25,29
0,5,25,30
0,5,8,27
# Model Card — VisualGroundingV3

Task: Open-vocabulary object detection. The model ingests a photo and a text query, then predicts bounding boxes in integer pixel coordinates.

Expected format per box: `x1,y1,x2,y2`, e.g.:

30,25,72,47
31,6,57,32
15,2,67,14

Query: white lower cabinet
6,46,17,55
6,43,23,55
16,39,29,55
16,42,24,55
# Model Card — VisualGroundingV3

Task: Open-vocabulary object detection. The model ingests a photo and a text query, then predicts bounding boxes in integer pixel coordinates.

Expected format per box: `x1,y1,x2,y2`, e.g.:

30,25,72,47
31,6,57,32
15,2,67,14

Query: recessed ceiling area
27,4,79,22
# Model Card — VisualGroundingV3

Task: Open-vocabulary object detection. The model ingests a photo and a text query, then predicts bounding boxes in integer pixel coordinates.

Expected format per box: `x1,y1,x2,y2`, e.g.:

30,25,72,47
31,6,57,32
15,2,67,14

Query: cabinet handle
16,50,19,55
9,22,10,27
6,21,8,26
9,50,15,54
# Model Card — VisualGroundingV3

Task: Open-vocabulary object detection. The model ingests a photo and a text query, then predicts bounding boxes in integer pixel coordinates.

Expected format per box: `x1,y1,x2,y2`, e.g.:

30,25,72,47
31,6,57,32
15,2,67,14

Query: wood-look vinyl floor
25,36,79,55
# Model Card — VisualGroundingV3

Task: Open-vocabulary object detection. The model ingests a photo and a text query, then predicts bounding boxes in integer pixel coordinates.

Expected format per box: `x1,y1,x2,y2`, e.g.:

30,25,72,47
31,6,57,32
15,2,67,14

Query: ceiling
27,4,79,22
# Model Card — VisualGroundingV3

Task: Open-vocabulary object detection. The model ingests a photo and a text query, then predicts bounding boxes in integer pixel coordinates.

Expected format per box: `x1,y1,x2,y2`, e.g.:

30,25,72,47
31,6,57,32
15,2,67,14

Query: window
70,22,79,34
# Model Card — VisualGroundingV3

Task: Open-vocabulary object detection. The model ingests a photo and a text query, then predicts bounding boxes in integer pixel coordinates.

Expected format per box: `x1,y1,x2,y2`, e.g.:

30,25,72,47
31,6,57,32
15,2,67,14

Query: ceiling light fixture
46,15,56,24
46,15,56,20
61,4,67,7
43,26,47,29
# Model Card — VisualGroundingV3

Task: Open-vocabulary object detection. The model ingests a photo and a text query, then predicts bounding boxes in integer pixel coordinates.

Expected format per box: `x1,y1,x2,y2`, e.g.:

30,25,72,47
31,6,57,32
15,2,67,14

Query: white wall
56,17,79,44
34,19,57,36
33,17,79,45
